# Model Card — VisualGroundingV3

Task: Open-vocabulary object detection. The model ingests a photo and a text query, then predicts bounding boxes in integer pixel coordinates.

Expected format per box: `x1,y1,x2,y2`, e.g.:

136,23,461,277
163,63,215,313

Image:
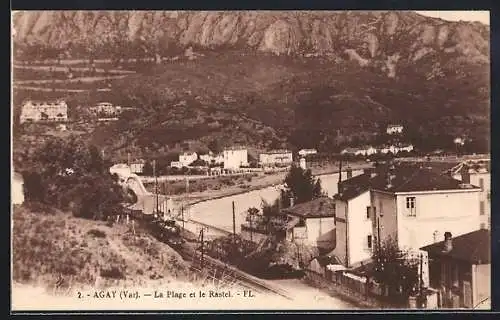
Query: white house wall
395,191,481,250
304,217,335,248
469,173,491,228
346,190,373,267
333,200,348,265
372,191,399,246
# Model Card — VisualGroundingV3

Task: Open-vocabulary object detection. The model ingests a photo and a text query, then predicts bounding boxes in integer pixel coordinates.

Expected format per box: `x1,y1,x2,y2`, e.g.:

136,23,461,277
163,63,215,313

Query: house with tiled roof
450,159,491,230
421,229,490,309
331,163,482,268
281,197,336,251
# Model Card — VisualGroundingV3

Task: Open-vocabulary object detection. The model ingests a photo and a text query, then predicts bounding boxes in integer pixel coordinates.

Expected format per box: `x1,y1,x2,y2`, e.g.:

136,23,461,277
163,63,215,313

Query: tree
20,136,124,221
207,139,222,154
142,160,154,176
283,164,323,205
372,237,420,302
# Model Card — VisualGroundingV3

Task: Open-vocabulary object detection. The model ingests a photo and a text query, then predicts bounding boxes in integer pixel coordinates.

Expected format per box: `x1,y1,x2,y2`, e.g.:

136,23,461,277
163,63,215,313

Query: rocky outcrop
13,11,489,78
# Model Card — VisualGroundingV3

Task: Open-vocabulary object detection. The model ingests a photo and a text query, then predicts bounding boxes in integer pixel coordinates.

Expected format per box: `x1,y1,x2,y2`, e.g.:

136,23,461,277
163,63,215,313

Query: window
367,235,372,249
480,223,486,229
366,206,371,219
379,200,383,214
479,178,484,191
406,197,416,216
480,201,485,216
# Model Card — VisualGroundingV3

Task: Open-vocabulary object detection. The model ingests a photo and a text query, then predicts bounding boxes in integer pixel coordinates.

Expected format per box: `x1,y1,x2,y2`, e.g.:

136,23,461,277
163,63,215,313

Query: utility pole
419,253,424,308
249,213,253,242
338,156,343,192
232,201,236,245
200,228,204,268
153,159,159,214
377,216,381,251
181,205,185,232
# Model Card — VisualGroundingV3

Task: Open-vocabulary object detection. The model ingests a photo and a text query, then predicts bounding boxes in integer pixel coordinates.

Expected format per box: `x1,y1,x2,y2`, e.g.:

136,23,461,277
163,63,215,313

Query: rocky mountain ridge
13,11,489,78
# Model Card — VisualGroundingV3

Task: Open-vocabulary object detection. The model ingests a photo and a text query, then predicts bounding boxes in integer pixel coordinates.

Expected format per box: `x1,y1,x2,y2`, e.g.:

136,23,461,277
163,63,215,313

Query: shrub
87,229,107,238
100,266,125,279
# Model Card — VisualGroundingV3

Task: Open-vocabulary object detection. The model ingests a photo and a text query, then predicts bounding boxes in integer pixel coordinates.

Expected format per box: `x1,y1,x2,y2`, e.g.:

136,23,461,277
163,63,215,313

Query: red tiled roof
421,229,491,264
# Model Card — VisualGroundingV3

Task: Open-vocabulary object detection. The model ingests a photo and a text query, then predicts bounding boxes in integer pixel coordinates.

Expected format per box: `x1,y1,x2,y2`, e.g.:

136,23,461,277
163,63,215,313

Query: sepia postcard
11,10,491,312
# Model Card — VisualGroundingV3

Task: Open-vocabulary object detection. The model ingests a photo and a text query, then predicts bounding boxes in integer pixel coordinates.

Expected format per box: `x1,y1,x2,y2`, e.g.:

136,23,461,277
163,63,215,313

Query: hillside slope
12,11,490,154
12,204,190,290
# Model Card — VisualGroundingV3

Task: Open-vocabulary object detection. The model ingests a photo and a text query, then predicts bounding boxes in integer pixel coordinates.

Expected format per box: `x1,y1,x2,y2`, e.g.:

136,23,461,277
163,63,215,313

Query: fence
304,270,389,309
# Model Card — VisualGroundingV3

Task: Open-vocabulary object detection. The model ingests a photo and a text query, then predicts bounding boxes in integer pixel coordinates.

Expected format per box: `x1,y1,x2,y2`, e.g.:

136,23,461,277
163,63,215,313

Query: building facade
422,230,490,309
333,189,373,268
298,149,318,157
20,100,68,124
379,144,414,154
179,152,198,167
451,160,491,229
130,160,145,174
341,146,377,157
386,124,404,135
283,197,336,250
331,164,482,267
200,152,224,165
12,172,24,205
259,150,293,167
223,147,248,170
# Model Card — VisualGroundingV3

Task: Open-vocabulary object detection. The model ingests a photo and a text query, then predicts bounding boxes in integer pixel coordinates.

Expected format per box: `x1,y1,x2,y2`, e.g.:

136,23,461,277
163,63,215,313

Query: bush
87,229,107,238
100,266,125,279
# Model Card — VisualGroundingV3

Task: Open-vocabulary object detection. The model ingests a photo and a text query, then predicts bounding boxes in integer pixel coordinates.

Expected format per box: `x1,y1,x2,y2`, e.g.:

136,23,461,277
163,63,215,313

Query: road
268,279,360,309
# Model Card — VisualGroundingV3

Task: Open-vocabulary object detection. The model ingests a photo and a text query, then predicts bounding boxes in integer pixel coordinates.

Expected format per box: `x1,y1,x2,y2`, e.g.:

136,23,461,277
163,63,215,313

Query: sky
415,11,490,25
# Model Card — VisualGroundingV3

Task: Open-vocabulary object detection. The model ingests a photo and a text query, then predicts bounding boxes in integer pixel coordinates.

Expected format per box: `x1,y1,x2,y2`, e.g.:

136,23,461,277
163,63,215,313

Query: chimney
386,163,396,188
347,166,353,179
299,157,307,170
442,232,453,253
461,166,470,184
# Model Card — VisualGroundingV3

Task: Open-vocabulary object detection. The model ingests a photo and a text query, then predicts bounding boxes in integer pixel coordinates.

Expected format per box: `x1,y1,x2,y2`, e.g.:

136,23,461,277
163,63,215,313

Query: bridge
110,164,179,216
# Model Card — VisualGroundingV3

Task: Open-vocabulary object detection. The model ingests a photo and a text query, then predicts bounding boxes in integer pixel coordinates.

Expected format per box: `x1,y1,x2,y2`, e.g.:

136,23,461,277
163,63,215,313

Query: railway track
178,245,293,301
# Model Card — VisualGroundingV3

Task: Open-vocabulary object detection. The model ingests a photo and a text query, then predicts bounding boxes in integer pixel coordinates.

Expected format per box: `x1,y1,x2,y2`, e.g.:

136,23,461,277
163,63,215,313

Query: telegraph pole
338,155,343,192
200,228,204,268
232,201,236,245
181,205,185,231
377,216,381,251
249,213,253,242
419,253,424,308
153,159,159,214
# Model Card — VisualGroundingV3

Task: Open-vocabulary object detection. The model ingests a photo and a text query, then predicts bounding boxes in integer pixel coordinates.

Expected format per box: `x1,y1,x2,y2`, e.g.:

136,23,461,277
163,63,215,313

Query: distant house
179,152,198,167
454,137,465,146
20,100,68,124
378,144,414,154
90,102,122,116
341,146,377,157
170,161,183,169
130,159,145,174
421,229,490,309
200,151,223,165
451,159,491,229
12,172,24,205
282,197,336,251
298,149,318,157
223,147,248,170
259,150,293,167
386,124,404,135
